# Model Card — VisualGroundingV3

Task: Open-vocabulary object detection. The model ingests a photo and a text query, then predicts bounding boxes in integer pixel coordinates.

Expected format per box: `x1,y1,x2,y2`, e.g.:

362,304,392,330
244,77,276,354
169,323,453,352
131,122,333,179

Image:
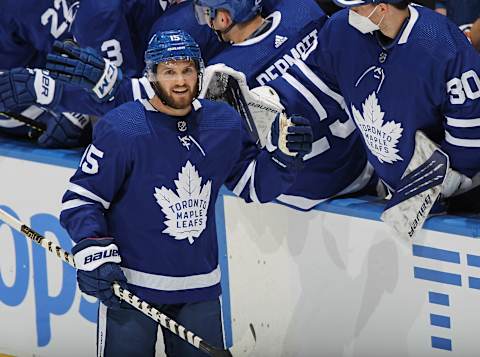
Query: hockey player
60,30,312,356
283,0,480,236
0,0,91,148
72,0,178,77
192,0,377,210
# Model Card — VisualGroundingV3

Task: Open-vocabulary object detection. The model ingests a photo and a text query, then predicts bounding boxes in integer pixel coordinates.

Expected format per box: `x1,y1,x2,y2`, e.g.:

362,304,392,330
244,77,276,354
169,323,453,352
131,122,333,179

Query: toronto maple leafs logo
153,161,211,244
351,92,404,164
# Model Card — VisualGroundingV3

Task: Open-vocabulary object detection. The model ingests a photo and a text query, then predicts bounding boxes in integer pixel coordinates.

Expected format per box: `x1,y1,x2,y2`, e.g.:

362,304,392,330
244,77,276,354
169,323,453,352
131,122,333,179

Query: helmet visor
194,5,213,25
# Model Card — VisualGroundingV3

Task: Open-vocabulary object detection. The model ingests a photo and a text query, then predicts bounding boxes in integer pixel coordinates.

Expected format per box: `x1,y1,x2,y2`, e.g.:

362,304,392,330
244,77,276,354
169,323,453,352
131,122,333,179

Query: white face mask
348,5,385,34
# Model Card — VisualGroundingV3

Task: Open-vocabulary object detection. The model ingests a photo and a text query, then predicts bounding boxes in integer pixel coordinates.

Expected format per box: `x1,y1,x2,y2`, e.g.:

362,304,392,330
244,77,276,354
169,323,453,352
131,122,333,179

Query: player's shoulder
196,99,242,131
98,100,151,138
273,0,325,18
76,0,123,19
405,5,472,60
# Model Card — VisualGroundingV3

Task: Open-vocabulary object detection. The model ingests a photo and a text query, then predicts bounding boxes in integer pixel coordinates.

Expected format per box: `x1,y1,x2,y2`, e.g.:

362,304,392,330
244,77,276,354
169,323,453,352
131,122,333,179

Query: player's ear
379,3,389,14
216,9,233,29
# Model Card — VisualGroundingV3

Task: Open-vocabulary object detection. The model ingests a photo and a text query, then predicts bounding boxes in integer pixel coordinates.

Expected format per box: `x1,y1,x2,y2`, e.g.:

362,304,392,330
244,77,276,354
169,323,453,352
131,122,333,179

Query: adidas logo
274,35,288,48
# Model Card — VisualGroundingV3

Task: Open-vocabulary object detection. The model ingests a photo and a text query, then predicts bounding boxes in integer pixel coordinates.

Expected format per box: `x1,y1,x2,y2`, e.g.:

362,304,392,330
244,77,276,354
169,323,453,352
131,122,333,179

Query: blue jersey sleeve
441,23,480,177
225,116,299,203
72,0,139,76
51,76,154,116
60,107,134,241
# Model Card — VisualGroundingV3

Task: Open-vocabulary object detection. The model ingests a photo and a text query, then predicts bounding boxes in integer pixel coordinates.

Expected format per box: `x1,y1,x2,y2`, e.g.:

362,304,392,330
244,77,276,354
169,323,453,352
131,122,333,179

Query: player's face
155,60,199,109
351,4,383,23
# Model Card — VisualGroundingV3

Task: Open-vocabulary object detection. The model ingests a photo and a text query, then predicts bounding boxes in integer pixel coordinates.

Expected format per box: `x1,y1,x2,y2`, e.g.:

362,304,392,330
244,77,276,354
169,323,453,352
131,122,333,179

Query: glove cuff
72,237,121,271
92,59,122,102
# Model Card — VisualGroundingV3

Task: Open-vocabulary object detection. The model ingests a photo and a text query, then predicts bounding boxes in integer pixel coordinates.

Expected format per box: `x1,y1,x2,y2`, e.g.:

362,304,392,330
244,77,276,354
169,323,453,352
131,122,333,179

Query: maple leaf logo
351,92,404,164
153,161,211,244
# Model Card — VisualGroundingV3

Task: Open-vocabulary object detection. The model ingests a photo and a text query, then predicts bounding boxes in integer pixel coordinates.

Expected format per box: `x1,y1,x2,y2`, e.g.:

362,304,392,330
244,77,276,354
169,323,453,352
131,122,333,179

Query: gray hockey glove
46,41,122,103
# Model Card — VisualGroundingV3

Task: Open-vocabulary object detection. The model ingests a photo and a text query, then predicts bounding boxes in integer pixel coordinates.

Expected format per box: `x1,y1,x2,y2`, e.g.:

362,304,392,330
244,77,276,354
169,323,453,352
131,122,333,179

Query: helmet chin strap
211,19,236,43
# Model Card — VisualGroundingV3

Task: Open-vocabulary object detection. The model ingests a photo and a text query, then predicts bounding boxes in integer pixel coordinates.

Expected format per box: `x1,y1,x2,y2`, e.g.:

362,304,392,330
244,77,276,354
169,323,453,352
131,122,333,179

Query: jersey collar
397,5,419,45
139,99,202,112
233,11,282,47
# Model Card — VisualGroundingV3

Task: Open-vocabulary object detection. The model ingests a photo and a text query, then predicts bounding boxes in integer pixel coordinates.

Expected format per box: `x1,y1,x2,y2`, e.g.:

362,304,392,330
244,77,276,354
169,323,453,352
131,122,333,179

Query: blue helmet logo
144,29,205,77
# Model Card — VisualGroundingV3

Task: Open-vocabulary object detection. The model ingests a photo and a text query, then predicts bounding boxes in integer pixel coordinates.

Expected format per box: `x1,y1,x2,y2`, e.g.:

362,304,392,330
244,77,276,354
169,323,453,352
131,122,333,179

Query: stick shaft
0,208,230,356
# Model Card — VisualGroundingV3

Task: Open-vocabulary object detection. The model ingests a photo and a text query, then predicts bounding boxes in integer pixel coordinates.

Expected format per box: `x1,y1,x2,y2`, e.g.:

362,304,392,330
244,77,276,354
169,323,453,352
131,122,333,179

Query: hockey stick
0,111,46,134
0,208,255,357
223,76,261,147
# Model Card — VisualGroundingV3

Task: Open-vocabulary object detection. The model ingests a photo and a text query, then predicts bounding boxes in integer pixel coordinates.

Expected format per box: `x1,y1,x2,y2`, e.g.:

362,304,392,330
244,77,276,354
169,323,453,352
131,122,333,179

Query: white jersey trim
302,137,330,161
62,199,94,211
293,59,347,109
249,160,260,203
121,265,221,291
233,159,256,196
234,11,282,47
98,304,107,357
283,73,327,120
67,182,111,209
398,5,419,45
446,116,480,128
445,131,480,147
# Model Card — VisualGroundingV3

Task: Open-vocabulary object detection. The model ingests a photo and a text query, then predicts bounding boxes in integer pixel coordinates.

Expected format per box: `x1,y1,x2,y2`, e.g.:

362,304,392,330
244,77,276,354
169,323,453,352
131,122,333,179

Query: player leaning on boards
193,0,380,211
60,29,312,357
281,0,480,239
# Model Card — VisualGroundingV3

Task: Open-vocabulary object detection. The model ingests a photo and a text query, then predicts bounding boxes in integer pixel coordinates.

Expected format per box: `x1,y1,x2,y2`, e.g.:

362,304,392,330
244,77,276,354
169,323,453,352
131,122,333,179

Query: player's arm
441,30,480,181
71,0,138,76
60,110,132,241
225,108,313,203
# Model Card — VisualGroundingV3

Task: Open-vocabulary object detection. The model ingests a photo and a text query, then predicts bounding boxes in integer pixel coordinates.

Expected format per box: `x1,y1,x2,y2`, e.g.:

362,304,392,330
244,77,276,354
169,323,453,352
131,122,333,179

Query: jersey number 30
447,70,480,105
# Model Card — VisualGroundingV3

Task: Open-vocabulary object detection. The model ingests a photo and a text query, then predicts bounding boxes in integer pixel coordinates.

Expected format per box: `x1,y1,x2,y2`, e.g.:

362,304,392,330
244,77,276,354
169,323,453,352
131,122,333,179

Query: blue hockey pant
97,298,224,357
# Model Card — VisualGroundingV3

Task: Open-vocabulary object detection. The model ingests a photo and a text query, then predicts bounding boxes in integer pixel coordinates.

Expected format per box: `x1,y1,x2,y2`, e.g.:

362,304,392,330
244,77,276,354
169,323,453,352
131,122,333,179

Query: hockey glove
0,68,60,112
72,237,127,309
46,41,122,103
267,113,313,167
35,111,92,148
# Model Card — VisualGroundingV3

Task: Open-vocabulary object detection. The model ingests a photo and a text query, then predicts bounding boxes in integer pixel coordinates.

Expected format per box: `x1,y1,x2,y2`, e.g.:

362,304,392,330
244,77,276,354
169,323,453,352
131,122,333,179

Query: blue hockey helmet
333,0,406,7
193,0,263,25
144,29,205,80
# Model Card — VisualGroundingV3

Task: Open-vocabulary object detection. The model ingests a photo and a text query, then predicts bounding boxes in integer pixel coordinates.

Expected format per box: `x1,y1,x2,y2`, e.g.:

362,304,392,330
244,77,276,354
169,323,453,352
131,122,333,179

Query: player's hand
35,111,92,148
72,237,127,309
46,41,122,103
267,113,313,165
0,68,59,112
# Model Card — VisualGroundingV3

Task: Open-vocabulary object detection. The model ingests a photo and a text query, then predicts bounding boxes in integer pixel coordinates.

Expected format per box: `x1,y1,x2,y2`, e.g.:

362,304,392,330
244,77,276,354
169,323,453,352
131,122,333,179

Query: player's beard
153,81,199,110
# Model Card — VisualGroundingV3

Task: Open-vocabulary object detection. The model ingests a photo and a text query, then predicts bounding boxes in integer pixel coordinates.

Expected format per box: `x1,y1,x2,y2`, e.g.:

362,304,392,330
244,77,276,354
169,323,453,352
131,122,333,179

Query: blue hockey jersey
295,5,480,191
149,0,227,66
0,0,77,70
207,0,372,209
72,0,169,77
60,99,300,304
